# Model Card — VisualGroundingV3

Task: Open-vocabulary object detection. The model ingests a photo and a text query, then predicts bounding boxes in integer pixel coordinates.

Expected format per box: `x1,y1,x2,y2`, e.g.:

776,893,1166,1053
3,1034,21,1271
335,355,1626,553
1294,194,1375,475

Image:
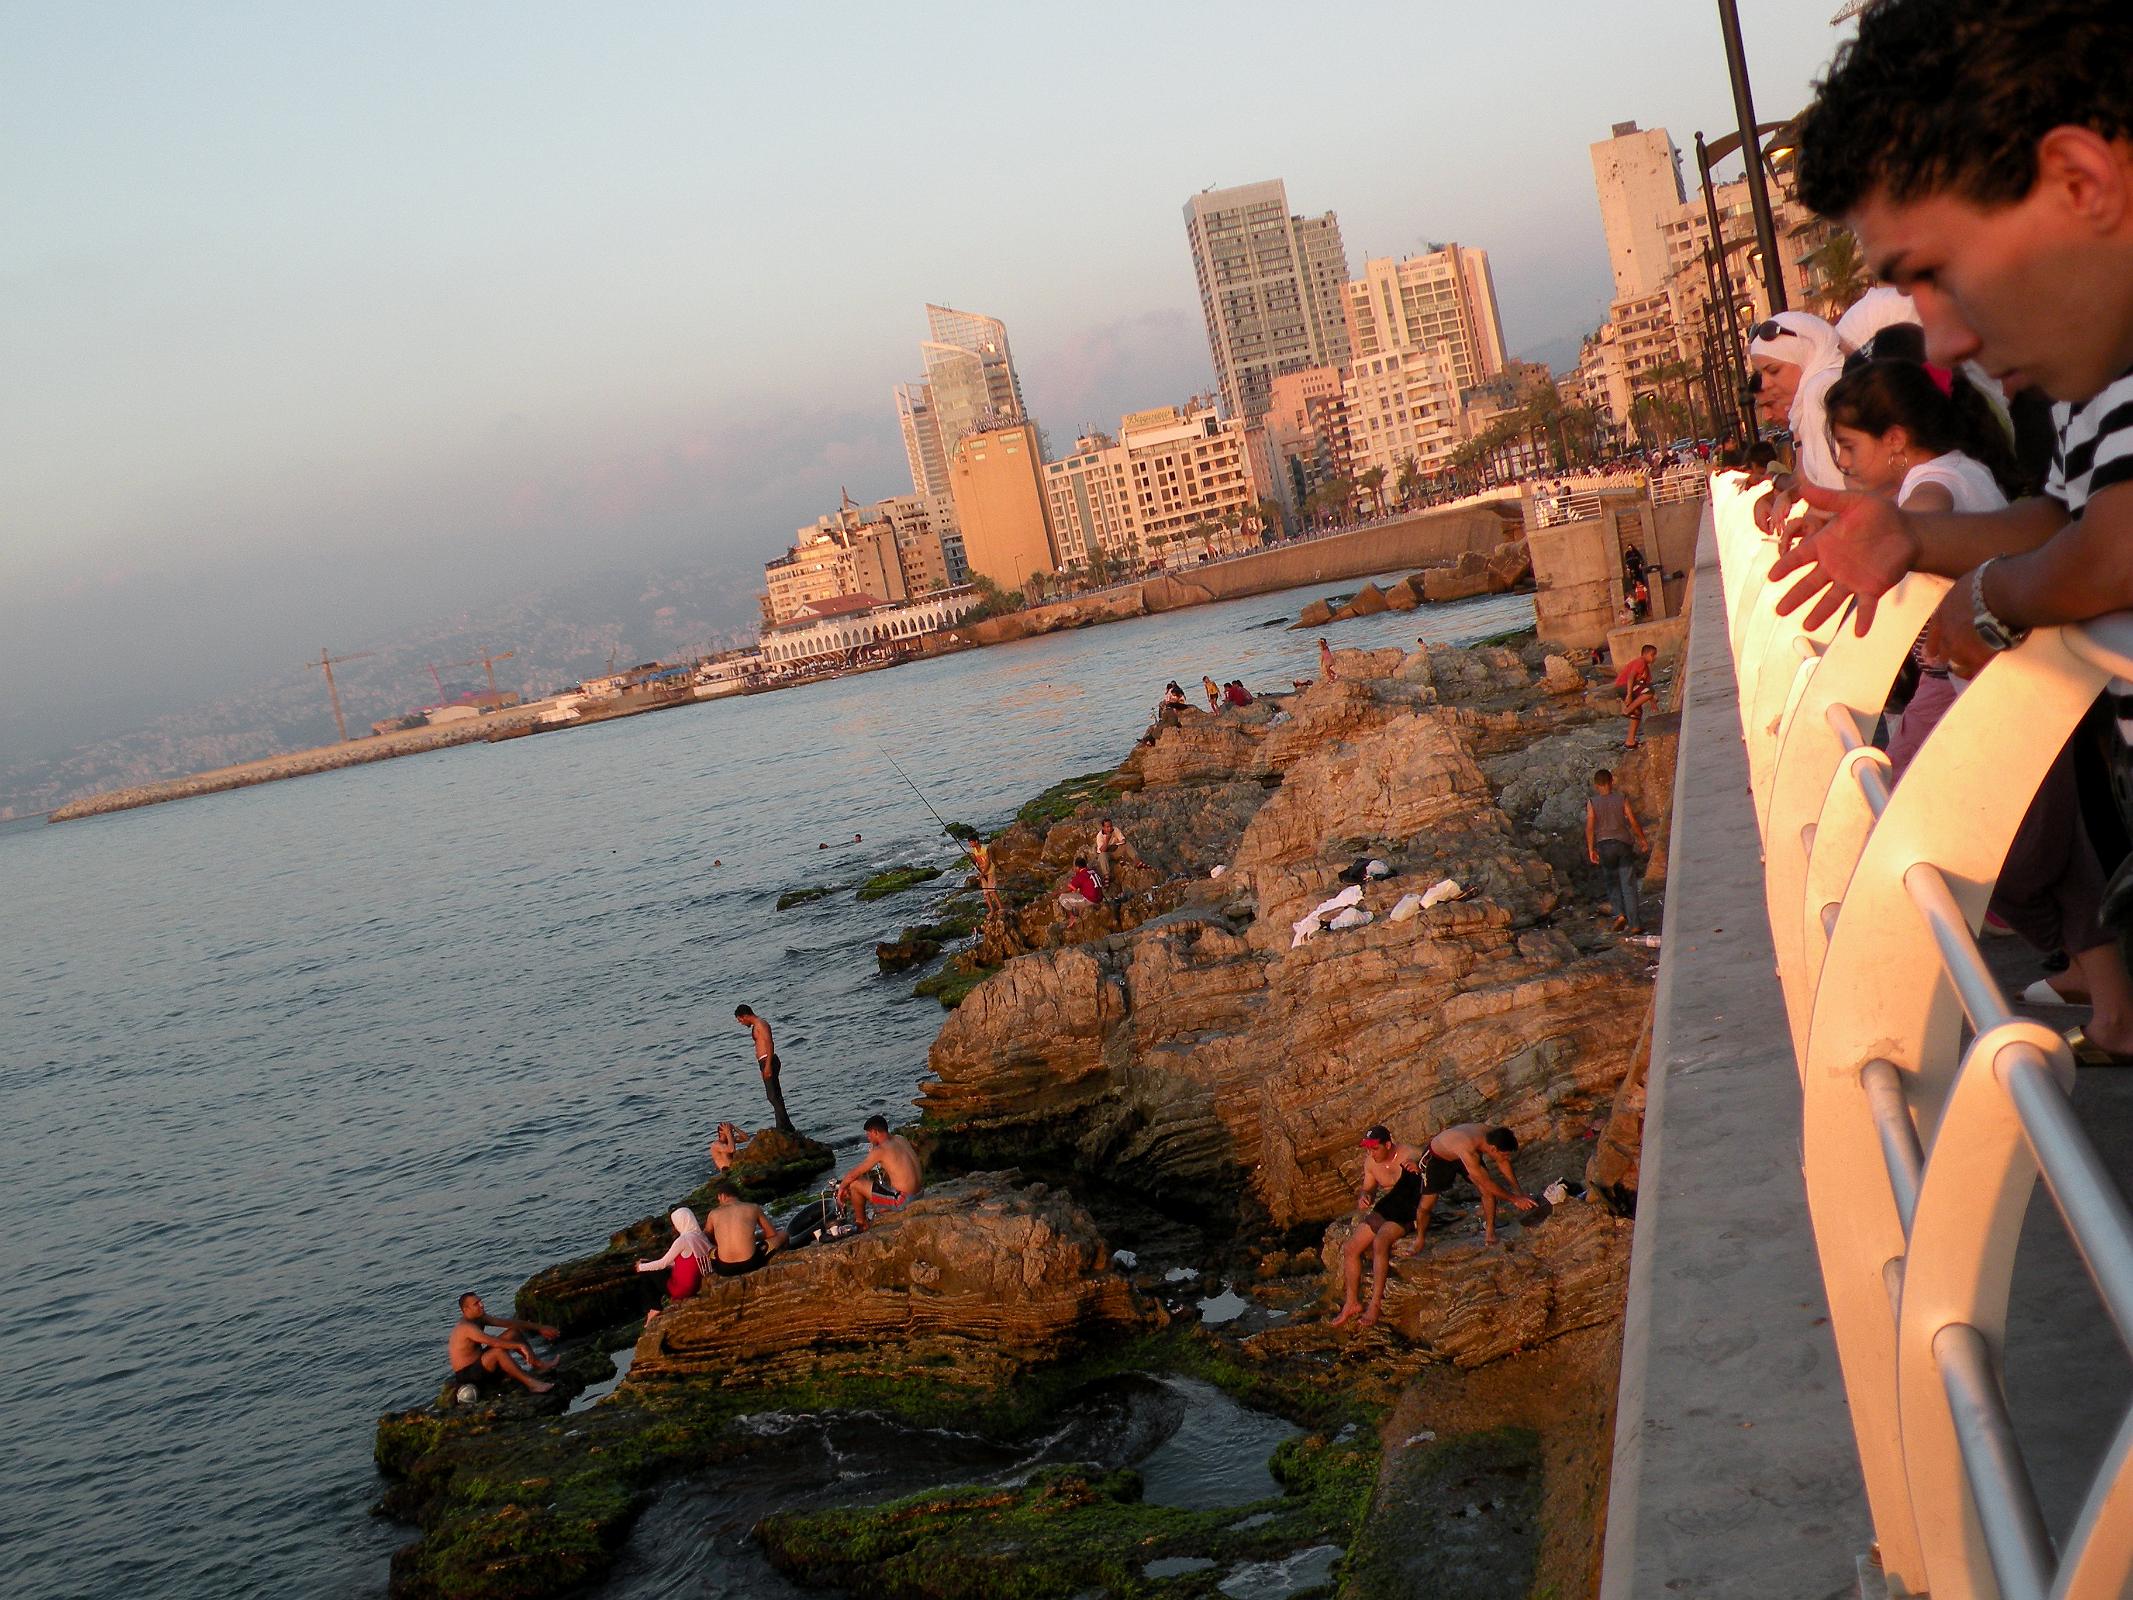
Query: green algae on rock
775,885,835,910
857,865,945,901
757,1428,1377,1600
913,959,997,1009
1340,1427,1542,1600
1014,768,1119,830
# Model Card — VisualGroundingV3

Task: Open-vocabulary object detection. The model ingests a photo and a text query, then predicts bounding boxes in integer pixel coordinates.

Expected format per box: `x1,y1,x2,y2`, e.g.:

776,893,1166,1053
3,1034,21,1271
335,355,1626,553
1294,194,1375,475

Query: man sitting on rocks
446,1292,558,1395
706,1180,786,1277
708,1120,748,1174
1413,1124,1538,1249
1331,1125,1426,1328
1056,856,1103,916
1092,818,1126,885
835,1114,925,1230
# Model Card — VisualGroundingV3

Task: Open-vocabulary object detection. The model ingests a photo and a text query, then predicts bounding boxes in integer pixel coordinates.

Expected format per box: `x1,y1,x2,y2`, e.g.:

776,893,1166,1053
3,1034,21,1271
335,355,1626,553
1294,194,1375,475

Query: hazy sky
1,0,1837,740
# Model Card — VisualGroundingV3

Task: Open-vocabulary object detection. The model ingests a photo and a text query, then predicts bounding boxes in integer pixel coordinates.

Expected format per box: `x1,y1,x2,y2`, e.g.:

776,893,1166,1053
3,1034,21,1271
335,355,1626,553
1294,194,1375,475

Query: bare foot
1358,1306,1381,1327
1329,1302,1361,1327
1610,915,1627,930
529,1378,554,1394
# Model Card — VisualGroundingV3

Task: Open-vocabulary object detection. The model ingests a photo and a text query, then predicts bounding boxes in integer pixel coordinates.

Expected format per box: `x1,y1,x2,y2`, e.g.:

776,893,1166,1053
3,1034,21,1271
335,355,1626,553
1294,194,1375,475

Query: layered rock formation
516,1126,834,1334
1296,1204,1630,1368
921,645,1651,1230
630,1175,1156,1388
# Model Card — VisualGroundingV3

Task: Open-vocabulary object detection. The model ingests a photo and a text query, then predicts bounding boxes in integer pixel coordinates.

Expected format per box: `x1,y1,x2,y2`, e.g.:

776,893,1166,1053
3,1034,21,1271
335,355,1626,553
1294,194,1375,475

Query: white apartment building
1183,180,1351,419
1042,434,1139,570
1344,246,1507,390
1120,403,1266,560
1342,346,1464,484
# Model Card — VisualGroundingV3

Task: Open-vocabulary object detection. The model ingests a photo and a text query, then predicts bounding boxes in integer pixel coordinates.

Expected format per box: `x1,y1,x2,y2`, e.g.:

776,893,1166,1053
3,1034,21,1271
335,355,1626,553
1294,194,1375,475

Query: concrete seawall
957,502,1518,646
47,711,548,823
1597,503,1869,1598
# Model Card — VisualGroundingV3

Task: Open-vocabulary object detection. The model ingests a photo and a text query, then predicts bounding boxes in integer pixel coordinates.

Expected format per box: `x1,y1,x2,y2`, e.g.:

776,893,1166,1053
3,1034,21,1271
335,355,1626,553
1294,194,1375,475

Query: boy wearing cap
1768,0,2133,680
1330,1125,1425,1328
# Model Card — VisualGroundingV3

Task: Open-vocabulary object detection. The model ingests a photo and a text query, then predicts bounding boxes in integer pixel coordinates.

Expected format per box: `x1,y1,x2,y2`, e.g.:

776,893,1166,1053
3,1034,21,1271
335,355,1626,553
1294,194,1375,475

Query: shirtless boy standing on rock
733,1004,797,1134
835,1114,924,1230
706,1181,786,1276
446,1293,558,1394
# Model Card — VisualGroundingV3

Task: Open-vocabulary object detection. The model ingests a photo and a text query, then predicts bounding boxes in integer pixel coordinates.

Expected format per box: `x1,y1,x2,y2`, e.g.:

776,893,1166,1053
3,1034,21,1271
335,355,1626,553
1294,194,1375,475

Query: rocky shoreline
372,632,1672,1599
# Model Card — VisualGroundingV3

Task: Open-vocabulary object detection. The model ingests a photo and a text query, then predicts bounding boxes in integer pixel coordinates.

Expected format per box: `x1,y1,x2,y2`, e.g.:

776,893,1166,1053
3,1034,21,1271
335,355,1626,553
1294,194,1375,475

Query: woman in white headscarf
1834,285,1922,360
1749,310,1847,492
636,1205,715,1320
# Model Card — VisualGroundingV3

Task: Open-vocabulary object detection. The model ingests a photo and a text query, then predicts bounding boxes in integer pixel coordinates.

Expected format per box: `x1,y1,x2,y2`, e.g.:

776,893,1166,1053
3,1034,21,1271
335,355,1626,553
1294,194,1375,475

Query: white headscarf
641,1206,717,1272
1835,287,1920,354
1751,311,1846,490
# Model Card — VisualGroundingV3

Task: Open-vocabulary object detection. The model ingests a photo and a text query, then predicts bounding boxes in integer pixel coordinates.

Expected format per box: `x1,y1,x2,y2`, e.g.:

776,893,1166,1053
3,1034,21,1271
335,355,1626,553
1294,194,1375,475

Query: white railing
1713,472,2133,1600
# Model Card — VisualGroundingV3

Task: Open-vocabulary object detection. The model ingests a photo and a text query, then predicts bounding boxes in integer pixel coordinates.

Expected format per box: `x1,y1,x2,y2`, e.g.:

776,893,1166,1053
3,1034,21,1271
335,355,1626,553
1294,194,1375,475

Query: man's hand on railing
1769,480,1922,635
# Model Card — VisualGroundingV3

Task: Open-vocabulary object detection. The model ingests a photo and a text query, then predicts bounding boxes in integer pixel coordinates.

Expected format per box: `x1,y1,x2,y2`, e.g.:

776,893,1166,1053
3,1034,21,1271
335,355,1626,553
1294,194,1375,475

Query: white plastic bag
1329,906,1373,931
1388,893,1424,923
1420,877,1462,909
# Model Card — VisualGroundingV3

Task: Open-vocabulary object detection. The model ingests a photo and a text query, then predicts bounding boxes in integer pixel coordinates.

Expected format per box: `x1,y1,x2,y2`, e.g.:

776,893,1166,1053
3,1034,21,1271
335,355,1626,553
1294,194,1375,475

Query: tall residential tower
1343,245,1507,390
1183,180,1350,420
1590,121,1686,300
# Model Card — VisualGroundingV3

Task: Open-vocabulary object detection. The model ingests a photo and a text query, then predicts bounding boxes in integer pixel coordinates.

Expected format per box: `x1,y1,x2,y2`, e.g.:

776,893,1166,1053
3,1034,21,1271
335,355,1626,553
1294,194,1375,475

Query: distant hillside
0,561,760,820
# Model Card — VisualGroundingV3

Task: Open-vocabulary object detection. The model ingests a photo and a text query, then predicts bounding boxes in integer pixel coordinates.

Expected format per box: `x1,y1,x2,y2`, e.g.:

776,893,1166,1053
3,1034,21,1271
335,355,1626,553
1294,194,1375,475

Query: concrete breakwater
45,708,554,822
372,633,1675,1599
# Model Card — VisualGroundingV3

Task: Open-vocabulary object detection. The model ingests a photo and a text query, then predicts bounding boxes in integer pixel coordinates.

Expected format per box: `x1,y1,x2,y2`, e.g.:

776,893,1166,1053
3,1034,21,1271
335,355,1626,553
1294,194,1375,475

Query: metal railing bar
1825,698,1867,754
1905,862,2013,1034
1935,1321,2056,1600
1860,1060,1924,1235
2000,1049,2133,1357
1883,1255,1905,1324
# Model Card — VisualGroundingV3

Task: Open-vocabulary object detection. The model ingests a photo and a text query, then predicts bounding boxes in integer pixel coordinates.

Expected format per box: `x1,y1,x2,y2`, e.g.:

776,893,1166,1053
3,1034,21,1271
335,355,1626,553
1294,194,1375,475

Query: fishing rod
878,745,961,842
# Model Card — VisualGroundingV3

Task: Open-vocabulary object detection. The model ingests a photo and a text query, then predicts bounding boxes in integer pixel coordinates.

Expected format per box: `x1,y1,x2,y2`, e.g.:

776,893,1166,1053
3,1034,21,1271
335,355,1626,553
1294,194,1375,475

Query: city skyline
2,1,1835,759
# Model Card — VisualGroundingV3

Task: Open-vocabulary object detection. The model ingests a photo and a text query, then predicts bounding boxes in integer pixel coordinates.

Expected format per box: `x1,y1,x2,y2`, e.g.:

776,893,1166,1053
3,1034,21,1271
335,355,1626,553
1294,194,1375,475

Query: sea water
0,581,1532,1596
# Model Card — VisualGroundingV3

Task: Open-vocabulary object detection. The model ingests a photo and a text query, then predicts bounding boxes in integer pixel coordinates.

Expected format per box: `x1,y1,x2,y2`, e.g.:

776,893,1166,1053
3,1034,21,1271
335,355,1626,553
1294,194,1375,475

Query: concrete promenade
1600,506,1871,1599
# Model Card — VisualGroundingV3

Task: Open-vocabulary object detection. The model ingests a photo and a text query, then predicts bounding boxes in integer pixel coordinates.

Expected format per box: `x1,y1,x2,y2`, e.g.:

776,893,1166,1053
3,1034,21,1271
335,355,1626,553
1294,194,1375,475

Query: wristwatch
1971,558,2030,654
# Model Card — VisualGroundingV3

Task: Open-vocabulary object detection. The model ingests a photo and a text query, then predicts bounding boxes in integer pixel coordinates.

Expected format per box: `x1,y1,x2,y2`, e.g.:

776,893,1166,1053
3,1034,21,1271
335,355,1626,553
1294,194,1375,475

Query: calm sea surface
0,580,1531,1597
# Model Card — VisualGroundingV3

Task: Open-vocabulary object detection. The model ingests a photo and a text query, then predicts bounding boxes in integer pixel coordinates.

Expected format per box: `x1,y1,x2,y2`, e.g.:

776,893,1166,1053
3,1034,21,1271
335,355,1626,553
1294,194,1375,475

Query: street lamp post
1715,0,1788,313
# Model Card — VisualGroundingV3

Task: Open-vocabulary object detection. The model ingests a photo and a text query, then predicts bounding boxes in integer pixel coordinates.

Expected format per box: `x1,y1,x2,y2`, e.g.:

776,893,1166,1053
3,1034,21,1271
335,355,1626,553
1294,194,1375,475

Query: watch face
1975,614,2013,652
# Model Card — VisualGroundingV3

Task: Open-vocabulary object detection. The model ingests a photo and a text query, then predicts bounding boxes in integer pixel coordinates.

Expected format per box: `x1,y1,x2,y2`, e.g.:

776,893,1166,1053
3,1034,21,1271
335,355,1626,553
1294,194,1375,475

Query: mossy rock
877,932,943,973
776,885,834,910
757,1427,1377,1600
682,1127,834,1209
1014,769,1119,831
376,1326,1375,1600
858,865,945,902
913,962,998,1009
1339,1427,1542,1599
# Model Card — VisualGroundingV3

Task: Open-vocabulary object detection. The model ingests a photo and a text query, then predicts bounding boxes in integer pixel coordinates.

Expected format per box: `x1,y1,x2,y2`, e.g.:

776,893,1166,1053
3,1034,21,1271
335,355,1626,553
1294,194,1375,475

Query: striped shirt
2046,367,2133,516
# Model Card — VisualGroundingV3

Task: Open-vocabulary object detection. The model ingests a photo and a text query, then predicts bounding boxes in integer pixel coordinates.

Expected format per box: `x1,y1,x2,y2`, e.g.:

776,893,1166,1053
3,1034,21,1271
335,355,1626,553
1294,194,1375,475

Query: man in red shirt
1056,856,1103,916
1614,643,1658,748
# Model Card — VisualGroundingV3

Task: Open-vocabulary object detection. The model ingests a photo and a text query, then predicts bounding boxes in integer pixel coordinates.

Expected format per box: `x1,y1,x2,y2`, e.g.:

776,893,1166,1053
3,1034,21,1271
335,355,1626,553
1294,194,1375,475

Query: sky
0,0,1838,748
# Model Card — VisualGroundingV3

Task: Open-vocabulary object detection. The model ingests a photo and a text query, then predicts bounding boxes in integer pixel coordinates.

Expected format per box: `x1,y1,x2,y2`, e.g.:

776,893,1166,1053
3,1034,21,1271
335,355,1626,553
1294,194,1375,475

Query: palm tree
1356,465,1388,519
1395,456,1421,508
1808,230,1870,317
1253,496,1284,542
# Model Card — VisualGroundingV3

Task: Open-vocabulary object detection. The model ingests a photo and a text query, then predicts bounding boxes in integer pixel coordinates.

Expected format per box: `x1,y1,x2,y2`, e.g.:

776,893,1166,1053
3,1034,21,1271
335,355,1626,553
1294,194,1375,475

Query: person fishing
880,749,1000,923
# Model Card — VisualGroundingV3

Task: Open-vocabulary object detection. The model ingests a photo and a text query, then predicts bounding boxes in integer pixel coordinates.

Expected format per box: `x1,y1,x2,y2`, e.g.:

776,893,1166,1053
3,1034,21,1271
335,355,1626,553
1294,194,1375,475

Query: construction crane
426,662,448,701
447,648,516,701
305,647,374,742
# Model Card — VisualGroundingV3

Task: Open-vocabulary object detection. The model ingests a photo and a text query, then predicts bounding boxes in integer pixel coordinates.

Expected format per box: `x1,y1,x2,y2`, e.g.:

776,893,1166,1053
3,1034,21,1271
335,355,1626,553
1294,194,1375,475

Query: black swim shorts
1420,1149,1465,1195
713,1244,769,1278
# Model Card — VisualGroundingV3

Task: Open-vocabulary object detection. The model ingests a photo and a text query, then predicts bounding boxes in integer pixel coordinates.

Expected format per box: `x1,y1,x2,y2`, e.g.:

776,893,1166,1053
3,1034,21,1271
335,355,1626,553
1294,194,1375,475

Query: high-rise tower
1183,180,1351,420
1590,121,1687,301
